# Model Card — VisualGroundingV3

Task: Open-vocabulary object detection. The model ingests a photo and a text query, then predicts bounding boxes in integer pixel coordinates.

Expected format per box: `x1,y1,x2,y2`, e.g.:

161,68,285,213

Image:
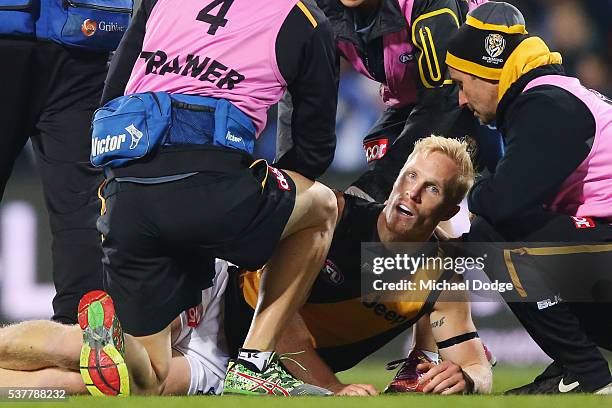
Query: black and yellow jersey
224,194,450,372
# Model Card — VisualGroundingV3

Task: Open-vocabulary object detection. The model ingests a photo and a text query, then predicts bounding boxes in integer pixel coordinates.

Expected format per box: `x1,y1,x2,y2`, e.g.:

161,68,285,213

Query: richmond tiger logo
485,33,505,58
81,19,97,37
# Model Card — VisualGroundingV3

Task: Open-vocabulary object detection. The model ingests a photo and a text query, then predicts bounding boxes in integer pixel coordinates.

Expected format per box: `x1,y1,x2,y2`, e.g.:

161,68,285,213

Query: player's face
340,0,380,9
382,151,460,241
449,67,499,124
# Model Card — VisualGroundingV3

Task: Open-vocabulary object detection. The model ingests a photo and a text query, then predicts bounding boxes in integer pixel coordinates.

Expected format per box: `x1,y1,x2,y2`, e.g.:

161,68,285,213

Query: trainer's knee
309,183,338,229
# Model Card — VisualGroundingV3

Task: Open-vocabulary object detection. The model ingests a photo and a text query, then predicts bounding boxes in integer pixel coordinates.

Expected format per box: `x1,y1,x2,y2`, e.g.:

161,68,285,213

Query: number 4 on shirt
197,0,234,35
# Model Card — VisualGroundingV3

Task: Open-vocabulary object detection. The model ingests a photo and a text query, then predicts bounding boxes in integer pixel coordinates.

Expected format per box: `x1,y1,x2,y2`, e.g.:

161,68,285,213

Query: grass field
2,363,611,407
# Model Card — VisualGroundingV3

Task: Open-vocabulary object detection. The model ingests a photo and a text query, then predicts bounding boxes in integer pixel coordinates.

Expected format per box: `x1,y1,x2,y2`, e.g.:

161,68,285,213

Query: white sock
238,349,273,372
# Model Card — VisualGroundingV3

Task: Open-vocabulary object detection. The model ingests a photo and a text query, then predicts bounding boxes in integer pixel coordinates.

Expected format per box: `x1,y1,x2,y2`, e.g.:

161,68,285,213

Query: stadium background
0,0,610,372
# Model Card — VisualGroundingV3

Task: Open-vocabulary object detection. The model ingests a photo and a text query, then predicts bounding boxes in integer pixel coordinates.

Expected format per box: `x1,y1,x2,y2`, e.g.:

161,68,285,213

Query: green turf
2,364,611,407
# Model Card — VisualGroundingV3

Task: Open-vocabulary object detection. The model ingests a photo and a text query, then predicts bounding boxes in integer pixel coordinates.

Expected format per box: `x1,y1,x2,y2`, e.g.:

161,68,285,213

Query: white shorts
172,259,230,395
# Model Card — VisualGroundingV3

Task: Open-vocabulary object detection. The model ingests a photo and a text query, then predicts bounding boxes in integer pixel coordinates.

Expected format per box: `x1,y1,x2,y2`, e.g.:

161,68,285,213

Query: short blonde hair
403,135,475,204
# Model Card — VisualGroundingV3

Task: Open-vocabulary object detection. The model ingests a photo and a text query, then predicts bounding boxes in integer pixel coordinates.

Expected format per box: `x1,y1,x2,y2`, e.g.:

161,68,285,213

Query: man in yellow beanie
445,1,612,395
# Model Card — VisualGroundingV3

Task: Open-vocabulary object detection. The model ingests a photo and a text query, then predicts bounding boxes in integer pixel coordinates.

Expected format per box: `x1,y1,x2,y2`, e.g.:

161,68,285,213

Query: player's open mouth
397,203,414,217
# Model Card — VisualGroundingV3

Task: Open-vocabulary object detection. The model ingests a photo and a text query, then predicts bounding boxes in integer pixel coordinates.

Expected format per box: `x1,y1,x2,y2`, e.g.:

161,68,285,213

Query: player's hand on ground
417,361,470,394
329,382,379,396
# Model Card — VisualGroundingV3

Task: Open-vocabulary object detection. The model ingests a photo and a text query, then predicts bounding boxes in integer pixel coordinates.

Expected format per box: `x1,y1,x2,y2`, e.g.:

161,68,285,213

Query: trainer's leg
0,321,81,371
33,43,106,324
470,214,612,392
0,39,40,200
242,171,337,351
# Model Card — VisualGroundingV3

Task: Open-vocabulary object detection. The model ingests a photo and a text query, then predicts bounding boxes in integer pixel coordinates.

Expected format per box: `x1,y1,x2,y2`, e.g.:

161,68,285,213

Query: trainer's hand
328,383,378,396
417,361,470,394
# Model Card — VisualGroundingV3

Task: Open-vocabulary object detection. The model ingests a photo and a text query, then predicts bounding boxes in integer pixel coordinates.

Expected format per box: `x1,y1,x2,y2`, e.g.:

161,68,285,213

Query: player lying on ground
0,261,230,396
225,136,493,395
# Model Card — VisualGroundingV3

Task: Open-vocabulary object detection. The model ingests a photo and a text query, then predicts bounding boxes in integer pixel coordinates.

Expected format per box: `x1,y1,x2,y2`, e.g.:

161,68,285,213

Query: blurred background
0,0,609,368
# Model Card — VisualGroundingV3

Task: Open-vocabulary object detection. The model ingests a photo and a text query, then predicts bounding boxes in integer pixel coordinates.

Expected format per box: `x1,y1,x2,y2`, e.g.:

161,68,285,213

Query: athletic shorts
173,259,230,395
97,158,296,336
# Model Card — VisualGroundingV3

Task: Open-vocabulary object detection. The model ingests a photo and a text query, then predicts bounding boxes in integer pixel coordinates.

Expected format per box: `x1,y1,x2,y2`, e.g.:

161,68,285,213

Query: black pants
0,38,107,324
469,212,612,391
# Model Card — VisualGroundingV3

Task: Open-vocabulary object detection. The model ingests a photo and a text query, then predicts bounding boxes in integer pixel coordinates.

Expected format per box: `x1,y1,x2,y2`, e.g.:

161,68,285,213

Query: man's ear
441,204,460,221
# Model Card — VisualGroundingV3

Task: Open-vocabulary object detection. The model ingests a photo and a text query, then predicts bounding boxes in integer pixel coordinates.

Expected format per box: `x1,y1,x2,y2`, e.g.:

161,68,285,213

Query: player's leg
0,367,85,394
0,321,81,371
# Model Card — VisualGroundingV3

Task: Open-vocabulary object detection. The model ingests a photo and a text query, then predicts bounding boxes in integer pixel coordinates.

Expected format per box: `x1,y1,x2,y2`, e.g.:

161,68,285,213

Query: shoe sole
78,290,130,396
223,388,270,396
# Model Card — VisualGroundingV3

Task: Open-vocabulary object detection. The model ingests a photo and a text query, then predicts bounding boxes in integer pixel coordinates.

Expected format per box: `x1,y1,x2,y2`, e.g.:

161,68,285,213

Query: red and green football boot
78,290,130,396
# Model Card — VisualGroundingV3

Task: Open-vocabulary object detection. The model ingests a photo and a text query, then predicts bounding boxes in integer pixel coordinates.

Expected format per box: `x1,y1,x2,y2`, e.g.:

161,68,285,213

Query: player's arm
101,0,159,104
419,283,492,394
276,312,378,396
468,92,593,224
273,1,339,180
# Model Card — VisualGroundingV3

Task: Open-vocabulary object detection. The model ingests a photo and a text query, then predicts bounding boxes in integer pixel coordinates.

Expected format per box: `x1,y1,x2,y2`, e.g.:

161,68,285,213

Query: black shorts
98,158,296,336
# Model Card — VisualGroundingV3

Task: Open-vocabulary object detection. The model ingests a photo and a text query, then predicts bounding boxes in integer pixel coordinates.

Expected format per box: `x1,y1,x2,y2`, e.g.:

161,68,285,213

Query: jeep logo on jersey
399,53,414,64
268,166,290,191
91,133,126,157
81,19,97,37
321,259,344,285
362,293,408,325
364,138,389,163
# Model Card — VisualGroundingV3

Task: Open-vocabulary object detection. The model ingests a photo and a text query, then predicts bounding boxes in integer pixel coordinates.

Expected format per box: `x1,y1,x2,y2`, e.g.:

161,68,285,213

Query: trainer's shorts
98,158,296,336
173,259,230,395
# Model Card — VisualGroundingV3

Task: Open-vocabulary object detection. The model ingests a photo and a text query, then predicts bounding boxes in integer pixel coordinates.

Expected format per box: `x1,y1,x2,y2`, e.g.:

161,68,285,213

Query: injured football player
225,136,493,395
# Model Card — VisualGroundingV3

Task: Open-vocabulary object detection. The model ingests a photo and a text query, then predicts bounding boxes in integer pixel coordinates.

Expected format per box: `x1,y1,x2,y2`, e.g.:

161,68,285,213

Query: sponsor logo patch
483,33,505,65
537,294,562,310
321,259,344,285
462,135,478,160
186,303,204,328
125,124,143,149
571,216,595,229
558,379,579,393
81,19,97,37
399,53,414,64
364,138,388,163
226,131,242,143
268,166,290,191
